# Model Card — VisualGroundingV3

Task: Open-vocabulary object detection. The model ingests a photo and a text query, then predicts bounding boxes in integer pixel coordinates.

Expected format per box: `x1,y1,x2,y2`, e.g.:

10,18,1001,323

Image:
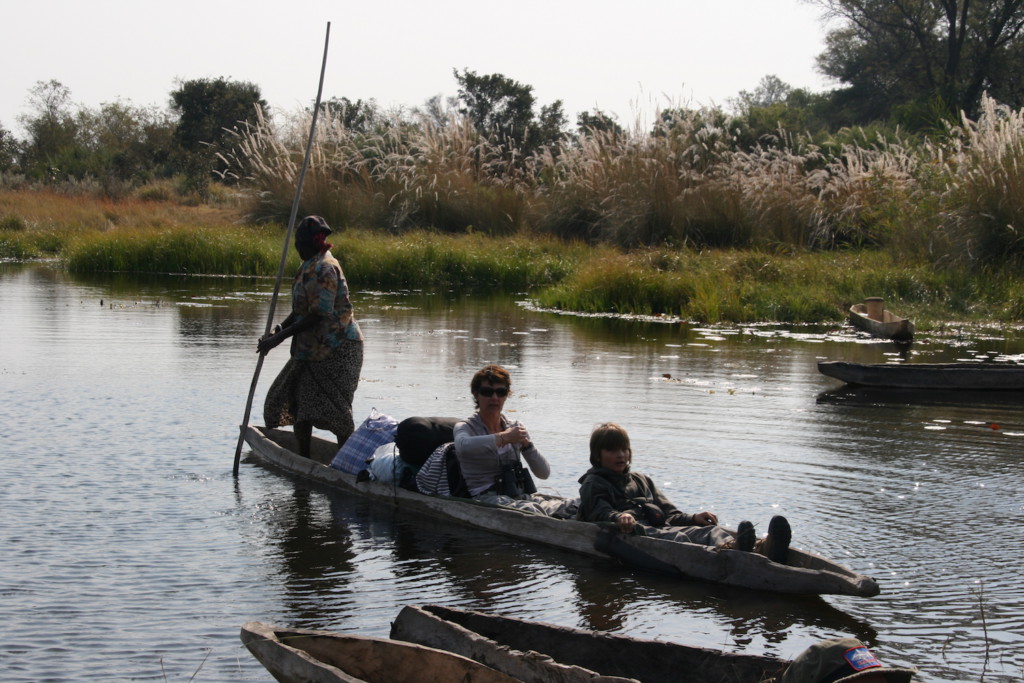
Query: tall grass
221,107,528,235
533,112,751,248
222,93,1024,274
938,95,1024,264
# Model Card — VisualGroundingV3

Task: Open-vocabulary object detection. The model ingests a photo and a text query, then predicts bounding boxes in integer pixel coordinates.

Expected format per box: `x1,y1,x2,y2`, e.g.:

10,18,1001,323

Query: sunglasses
477,386,509,398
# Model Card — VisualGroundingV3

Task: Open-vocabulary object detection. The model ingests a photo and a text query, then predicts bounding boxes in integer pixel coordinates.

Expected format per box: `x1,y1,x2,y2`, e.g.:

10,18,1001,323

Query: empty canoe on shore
849,301,915,342
240,621,519,683
390,604,788,683
818,360,1024,390
243,424,879,596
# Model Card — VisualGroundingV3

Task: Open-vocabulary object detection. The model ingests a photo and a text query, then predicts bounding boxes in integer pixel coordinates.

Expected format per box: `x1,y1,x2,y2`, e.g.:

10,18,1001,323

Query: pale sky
1,0,835,136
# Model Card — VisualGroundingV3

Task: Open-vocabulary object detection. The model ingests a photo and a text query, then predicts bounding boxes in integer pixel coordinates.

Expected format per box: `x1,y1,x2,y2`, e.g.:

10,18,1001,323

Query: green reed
60,223,579,292
64,226,284,275
333,230,580,290
533,248,994,324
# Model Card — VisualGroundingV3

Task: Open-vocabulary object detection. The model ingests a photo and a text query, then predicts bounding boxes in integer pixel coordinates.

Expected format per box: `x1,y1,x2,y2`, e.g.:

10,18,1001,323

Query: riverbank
2,189,1022,326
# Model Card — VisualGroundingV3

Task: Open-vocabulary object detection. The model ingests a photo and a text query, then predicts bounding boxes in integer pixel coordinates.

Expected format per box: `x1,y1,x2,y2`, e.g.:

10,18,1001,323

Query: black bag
639,502,667,527
626,499,666,527
494,461,537,498
395,416,459,468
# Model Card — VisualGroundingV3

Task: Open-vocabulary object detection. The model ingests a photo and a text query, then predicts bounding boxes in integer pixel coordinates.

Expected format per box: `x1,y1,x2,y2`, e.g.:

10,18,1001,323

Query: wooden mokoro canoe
849,302,915,342
240,621,518,683
243,424,879,596
818,360,1024,390
390,604,789,683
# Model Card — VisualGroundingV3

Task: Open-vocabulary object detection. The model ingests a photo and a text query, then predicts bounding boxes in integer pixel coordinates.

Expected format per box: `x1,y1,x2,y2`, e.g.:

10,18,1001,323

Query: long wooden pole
233,21,332,476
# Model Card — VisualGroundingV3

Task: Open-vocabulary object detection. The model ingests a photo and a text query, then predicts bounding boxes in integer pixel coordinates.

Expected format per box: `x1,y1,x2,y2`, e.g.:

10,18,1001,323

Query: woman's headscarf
295,215,333,254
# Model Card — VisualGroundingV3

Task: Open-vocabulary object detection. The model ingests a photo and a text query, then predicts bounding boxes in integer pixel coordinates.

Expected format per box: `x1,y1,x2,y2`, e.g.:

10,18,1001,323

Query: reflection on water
2,262,1023,681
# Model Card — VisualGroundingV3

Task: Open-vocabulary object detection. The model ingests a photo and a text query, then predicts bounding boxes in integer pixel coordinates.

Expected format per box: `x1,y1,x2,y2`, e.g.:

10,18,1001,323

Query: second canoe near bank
849,299,915,342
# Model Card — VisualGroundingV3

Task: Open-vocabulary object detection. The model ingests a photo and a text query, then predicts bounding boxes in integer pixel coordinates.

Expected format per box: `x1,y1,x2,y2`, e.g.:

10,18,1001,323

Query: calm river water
2,262,1023,682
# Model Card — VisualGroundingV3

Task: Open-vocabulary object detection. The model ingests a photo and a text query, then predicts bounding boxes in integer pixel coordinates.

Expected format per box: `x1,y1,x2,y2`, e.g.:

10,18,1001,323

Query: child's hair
589,422,631,467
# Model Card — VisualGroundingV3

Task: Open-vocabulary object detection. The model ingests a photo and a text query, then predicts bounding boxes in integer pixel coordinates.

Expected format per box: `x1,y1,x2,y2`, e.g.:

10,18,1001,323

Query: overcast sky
1,0,835,136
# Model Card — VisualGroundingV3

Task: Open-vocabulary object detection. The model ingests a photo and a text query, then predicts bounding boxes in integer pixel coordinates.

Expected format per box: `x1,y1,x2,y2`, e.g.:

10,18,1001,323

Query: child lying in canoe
577,422,791,563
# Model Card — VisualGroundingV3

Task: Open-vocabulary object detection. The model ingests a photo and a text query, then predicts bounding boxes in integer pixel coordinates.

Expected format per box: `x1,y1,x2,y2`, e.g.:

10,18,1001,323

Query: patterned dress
264,250,363,442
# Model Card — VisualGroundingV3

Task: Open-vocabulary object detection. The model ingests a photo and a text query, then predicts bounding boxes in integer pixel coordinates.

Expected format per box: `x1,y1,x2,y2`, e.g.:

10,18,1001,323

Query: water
2,262,1023,682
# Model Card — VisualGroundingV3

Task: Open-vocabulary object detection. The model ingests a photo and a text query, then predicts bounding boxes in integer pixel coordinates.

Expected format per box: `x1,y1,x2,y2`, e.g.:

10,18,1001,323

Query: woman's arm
510,421,550,480
257,312,318,354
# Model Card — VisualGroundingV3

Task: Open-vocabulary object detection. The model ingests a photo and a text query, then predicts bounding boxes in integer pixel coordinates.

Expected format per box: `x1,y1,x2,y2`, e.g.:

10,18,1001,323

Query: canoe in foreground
243,424,879,596
240,621,517,683
849,302,915,342
818,360,1024,390
390,604,788,683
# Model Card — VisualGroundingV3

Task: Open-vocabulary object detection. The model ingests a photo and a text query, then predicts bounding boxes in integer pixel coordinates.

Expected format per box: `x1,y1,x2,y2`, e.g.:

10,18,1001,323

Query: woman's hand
500,424,531,447
257,325,284,355
616,512,637,534
693,511,718,526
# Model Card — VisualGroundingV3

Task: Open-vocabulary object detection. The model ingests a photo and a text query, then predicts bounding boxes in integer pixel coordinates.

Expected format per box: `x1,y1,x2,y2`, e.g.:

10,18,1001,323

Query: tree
453,68,567,158
321,97,382,133
576,109,624,137
532,101,569,151
17,79,81,179
416,94,459,128
0,122,21,173
808,0,1024,124
728,76,835,142
80,101,176,183
730,74,794,114
170,77,268,191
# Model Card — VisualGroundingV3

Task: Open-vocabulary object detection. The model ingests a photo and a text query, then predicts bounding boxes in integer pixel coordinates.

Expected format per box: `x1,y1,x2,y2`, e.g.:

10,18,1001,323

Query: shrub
0,213,27,231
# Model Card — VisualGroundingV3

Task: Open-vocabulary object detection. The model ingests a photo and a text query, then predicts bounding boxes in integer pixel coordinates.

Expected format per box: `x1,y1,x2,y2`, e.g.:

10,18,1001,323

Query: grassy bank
2,189,1023,326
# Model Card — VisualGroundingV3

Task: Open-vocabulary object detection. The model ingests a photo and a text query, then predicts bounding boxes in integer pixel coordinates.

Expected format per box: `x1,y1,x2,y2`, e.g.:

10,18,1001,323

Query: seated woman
577,422,791,563
453,364,571,516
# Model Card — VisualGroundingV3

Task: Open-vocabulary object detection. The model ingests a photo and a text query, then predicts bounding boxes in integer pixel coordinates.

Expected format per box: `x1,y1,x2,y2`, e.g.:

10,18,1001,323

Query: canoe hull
849,304,915,341
240,621,517,683
818,361,1024,390
390,604,788,683
243,425,878,596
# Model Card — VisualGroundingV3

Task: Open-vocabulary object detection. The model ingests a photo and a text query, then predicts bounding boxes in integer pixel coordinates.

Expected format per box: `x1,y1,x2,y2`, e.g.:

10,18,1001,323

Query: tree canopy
169,77,267,152
170,77,267,192
809,0,1024,124
453,68,567,157
320,97,382,133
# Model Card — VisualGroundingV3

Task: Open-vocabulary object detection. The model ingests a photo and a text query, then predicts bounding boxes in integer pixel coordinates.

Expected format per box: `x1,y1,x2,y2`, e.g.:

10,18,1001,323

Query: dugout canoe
849,301,915,342
818,360,1024,390
242,424,880,597
389,604,788,683
240,621,518,683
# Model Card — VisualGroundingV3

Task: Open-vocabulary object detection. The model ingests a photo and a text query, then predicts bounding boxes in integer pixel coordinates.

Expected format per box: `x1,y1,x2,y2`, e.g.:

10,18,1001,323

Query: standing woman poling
257,215,363,458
